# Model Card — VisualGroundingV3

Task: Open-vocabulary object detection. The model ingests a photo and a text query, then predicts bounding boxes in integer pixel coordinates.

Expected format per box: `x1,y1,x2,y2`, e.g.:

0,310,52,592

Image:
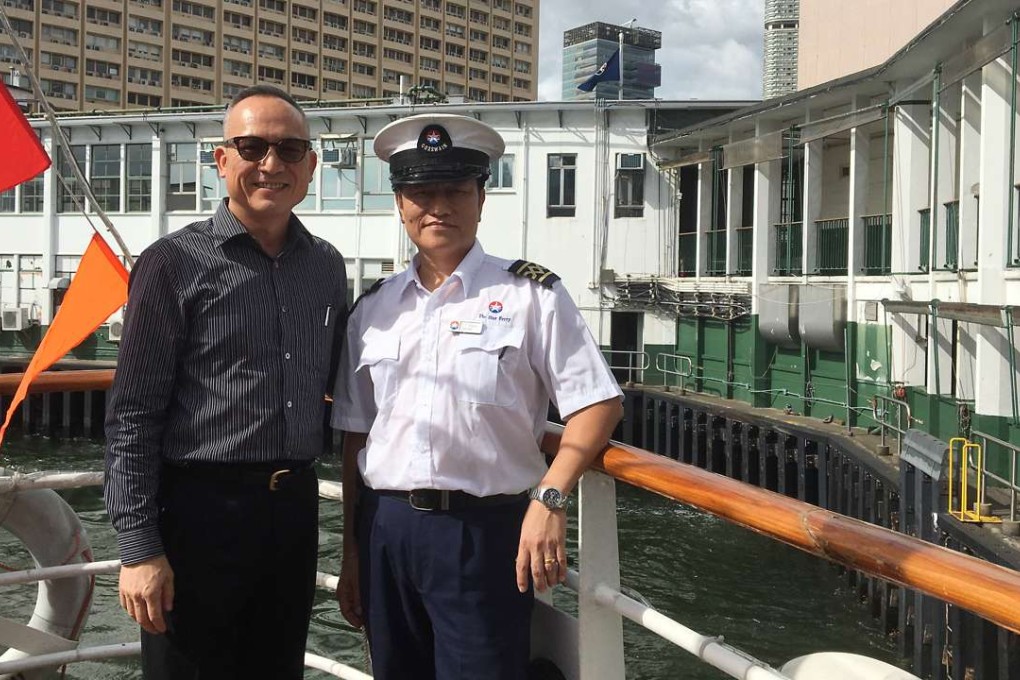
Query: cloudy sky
536,0,765,102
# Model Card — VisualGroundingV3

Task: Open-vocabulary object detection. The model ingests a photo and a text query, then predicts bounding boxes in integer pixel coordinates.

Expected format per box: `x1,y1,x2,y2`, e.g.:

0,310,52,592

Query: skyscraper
763,0,799,99
0,0,539,112
562,21,660,101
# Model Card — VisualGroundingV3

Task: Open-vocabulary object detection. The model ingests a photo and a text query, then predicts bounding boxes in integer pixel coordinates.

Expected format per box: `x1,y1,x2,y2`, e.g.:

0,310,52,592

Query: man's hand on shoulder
119,555,175,634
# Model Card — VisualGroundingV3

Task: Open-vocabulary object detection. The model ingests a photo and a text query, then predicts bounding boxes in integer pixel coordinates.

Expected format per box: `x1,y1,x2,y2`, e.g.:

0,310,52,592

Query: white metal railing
870,395,914,453
970,430,1020,523
601,350,650,385
655,352,694,393
0,469,801,680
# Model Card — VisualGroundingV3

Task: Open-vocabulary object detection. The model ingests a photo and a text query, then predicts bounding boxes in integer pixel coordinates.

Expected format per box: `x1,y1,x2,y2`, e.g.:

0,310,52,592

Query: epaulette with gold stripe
507,260,560,289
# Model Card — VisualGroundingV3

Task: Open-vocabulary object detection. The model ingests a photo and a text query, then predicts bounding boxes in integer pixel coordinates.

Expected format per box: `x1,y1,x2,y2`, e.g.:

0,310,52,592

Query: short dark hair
224,85,308,135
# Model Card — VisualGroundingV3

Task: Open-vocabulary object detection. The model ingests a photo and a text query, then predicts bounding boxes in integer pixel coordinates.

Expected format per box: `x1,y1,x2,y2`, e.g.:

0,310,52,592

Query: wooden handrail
541,425,1020,636
0,369,115,396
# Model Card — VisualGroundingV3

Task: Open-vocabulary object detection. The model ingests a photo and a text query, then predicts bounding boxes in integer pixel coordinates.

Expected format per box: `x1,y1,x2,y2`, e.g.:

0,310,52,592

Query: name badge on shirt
449,320,483,334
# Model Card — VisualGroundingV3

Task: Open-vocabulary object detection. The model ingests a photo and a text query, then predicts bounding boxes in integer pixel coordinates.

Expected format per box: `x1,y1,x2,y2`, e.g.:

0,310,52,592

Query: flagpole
618,29,623,101
0,5,135,267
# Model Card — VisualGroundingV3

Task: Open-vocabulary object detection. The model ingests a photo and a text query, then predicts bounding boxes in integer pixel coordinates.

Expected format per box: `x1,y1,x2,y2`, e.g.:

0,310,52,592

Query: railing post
577,470,625,680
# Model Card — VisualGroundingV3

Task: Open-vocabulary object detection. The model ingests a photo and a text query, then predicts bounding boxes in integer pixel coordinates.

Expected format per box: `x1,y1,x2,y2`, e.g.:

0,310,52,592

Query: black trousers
141,464,319,680
358,489,533,680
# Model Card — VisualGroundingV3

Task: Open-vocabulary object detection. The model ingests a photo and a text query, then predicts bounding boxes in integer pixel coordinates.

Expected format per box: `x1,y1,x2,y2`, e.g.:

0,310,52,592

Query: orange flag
0,233,129,446
0,81,50,193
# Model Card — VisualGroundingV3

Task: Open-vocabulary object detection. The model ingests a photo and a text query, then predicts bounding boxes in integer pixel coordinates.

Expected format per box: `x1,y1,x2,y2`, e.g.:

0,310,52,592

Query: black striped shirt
104,199,347,564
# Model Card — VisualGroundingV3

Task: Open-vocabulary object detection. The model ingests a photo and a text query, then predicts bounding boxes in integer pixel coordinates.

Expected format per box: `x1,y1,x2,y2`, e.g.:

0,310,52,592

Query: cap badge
418,124,452,153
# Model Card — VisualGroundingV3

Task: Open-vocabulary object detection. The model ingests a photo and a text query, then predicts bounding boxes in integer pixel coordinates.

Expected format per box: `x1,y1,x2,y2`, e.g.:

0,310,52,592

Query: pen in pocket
324,305,332,327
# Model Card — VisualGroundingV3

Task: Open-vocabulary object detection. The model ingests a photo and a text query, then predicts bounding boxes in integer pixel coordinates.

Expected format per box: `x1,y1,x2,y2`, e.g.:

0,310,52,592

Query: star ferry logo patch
488,301,503,314
449,320,461,331
417,124,452,153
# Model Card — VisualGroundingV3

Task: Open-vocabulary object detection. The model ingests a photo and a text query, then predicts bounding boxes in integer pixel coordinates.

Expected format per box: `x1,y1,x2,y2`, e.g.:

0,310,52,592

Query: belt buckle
268,469,292,491
409,489,446,511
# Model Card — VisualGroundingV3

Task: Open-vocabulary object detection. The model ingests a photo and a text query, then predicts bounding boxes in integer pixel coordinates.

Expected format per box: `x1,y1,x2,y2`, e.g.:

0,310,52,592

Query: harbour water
0,435,902,679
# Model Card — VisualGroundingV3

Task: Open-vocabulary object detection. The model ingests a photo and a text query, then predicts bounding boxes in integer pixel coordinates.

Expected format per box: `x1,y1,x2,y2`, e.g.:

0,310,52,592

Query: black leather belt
163,460,314,491
372,488,527,512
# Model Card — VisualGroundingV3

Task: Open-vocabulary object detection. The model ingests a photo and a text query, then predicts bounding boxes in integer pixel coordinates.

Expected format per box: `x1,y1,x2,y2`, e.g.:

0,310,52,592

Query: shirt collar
401,240,485,298
209,198,311,254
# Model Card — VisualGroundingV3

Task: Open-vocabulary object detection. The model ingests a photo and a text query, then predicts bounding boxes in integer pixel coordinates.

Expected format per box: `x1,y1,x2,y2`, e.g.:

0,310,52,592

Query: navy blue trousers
358,490,533,680
141,465,319,680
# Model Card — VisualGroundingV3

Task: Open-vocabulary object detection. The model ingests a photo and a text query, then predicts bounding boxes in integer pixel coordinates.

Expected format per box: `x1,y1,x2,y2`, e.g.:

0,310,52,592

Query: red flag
0,234,128,446
0,81,50,193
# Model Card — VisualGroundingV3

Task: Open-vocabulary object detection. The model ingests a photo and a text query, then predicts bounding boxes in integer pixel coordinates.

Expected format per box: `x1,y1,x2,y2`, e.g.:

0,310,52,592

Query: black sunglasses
224,136,312,163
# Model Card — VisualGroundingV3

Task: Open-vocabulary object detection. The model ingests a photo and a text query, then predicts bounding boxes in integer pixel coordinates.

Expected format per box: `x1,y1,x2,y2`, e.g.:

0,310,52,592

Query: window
223,11,252,28
224,59,252,78
172,0,214,19
126,146,151,213
292,27,317,44
41,52,78,73
292,4,317,20
85,33,121,53
128,66,162,86
86,7,121,25
420,16,440,31
321,140,357,210
352,62,375,77
259,43,285,60
57,145,86,214
127,92,161,108
0,188,14,213
21,175,44,213
614,153,644,218
90,145,121,212
257,66,285,83
166,142,197,211
353,19,376,36
352,0,375,13
487,155,514,190
420,56,439,72
128,16,162,36
291,50,316,66
323,35,347,52
547,154,575,217
362,146,393,210
41,25,77,45
352,41,375,57
420,37,440,52
291,72,317,89
323,56,346,73
172,24,213,44
351,84,377,98
199,141,225,211
324,12,347,29
128,40,162,61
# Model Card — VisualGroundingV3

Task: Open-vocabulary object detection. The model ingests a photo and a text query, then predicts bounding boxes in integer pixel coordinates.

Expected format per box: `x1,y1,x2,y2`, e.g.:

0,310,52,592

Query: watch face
542,488,563,508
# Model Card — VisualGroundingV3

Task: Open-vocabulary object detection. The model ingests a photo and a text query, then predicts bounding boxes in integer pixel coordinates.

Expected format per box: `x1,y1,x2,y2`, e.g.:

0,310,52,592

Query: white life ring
0,487,94,679
782,652,922,679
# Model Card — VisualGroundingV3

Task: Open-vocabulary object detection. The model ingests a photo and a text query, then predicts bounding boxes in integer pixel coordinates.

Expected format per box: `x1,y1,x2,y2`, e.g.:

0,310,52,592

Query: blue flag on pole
577,49,620,92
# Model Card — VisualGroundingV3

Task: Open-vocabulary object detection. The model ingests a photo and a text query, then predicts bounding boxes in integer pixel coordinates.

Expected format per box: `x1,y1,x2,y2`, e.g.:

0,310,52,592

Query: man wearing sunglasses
105,84,347,679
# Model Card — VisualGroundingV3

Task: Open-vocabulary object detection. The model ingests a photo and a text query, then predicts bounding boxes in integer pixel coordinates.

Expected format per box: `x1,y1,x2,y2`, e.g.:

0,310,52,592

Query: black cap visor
389,147,491,186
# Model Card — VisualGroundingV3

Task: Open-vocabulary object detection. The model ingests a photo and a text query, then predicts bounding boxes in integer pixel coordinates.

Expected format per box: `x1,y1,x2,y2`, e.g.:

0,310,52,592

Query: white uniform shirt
332,240,623,497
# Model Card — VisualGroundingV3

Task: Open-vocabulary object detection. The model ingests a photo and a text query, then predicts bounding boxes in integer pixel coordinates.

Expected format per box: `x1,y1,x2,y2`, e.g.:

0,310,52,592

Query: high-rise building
762,0,798,99
797,0,954,90
0,0,539,111
562,21,660,101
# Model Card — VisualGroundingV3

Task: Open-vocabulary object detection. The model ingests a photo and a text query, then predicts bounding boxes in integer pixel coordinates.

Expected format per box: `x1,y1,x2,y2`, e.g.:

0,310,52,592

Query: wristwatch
529,485,568,510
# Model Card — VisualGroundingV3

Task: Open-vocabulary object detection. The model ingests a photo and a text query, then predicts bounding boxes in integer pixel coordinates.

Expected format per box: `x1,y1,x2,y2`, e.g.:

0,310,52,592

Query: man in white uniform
332,113,623,680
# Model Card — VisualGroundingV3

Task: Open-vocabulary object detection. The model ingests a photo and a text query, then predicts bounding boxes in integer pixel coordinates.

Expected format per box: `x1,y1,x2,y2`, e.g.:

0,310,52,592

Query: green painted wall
642,343,673,387
0,327,119,367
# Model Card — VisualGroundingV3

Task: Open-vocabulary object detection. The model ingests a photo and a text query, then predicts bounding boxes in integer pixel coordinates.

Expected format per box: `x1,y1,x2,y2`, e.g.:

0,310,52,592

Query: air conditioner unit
1,307,31,332
108,319,124,342
617,154,645,170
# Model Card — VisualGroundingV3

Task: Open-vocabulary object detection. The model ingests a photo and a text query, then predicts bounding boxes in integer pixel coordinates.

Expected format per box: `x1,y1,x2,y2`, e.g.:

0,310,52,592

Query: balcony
862,213,891,275
773,221,802,276
814,217,848,275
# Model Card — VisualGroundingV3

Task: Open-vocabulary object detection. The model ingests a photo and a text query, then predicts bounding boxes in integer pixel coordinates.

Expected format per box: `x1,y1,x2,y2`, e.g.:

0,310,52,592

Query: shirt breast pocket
357,331,401,409
455,327,524,406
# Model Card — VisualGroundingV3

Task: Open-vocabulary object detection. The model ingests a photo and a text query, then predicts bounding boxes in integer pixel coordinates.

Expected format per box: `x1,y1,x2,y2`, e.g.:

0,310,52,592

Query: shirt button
274,262,280,269
281,306,287,313
285,352,291,360
286,400,293,408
